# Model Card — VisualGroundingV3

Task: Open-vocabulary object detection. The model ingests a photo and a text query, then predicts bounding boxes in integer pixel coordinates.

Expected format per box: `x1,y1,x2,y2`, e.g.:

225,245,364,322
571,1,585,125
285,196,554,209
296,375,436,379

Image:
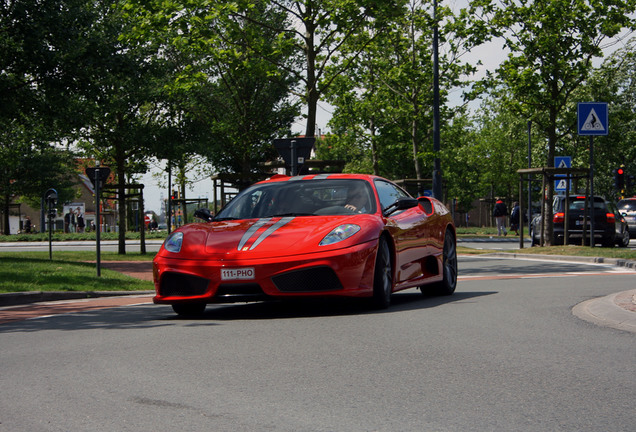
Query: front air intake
272,266,343,292
159,272,210,297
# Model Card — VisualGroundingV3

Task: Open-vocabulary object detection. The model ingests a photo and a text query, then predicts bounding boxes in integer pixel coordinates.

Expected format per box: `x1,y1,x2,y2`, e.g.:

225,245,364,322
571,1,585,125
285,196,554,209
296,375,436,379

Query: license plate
221,267,255,281
575,220,590,226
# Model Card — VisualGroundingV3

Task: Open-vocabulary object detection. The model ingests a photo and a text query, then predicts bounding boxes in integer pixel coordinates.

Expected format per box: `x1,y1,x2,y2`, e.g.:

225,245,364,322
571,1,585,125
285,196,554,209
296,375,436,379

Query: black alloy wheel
372,237,393,309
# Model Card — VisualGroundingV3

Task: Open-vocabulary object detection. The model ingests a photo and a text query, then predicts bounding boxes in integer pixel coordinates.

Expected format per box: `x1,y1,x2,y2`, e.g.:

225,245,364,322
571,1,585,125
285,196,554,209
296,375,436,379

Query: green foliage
490,0,635,244
2,0,636,235
0,0,94,232
581,38,636,199
493,0,635,159
125,0,300,189
322,0,493,183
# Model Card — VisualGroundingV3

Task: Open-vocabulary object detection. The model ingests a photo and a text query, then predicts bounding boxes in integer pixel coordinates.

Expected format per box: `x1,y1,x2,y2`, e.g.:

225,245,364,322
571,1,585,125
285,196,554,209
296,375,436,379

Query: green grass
456,226,501,237
0,252,154,294
499,245,636,260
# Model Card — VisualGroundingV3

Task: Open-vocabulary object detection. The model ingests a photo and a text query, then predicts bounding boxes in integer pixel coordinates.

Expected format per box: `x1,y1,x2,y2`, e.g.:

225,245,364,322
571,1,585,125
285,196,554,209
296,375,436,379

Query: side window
375,180,410,210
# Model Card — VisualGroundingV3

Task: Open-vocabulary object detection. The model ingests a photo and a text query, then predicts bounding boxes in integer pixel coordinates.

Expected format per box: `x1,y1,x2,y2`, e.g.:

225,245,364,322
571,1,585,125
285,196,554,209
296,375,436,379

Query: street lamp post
432,0,442,201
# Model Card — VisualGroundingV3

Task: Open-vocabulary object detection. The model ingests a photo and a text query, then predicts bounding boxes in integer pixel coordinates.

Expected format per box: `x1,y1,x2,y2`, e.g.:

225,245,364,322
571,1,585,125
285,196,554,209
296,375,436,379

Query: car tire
530,226,537,247
431,228,458,296
372,237,393,309
172,303,206,317
617,229,630,247
601,236,615,247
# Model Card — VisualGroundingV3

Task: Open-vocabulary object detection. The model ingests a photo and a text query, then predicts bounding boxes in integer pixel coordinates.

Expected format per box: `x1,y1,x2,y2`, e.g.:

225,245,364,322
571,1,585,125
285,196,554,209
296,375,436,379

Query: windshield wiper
213,217,239,221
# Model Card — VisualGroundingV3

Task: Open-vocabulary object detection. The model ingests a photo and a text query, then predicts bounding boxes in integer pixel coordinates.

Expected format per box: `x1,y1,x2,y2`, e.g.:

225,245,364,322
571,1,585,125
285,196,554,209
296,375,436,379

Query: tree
321,0,492,186
72,0,172,253
0,124,75,234
492,0,636,244
0,0,96,233
124,0,299,190
215,0,403,138
582,37,636,199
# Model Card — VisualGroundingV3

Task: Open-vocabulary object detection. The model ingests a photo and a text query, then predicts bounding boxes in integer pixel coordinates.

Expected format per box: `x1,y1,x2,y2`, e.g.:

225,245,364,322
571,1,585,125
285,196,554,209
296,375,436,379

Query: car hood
159,215,380,260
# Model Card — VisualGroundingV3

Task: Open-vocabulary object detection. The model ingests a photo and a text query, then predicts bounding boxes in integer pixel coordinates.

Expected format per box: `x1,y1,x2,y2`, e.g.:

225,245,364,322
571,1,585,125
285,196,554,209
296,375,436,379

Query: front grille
215,283,269,302
160,272,210,297
272,266,343,292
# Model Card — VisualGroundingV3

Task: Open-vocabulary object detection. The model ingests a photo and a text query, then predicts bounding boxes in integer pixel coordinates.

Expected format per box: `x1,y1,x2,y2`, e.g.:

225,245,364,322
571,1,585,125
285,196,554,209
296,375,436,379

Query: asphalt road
0,256,634,431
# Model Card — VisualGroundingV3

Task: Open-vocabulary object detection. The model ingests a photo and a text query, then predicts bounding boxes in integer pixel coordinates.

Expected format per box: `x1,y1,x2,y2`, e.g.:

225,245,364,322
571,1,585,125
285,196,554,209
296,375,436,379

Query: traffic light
614,167,625,190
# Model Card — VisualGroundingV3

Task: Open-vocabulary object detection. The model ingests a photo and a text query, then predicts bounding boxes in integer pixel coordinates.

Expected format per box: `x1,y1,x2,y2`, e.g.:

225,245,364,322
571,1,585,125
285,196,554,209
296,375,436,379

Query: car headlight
164,232,183,253
319,224,360,246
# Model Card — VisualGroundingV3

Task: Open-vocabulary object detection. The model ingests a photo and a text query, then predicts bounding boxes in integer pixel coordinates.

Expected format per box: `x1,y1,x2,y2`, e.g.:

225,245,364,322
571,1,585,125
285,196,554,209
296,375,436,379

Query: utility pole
432,0,442,201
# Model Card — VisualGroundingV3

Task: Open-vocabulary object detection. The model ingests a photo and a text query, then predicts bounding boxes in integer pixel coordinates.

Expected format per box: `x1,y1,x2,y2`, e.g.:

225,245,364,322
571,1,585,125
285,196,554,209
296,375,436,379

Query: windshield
554,196,607,212
618,199,636,212
215,179,376,220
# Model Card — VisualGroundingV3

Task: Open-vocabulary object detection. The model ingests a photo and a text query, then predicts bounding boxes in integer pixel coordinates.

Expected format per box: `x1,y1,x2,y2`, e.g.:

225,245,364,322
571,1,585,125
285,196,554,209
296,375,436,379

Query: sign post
86,163,110,276
43,189,58,260
578,102,608,247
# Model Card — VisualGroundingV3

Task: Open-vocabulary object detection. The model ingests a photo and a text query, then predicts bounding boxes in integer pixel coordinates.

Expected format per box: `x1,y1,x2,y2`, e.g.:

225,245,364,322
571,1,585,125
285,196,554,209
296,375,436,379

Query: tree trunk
543,103,558,246
2,195,10,235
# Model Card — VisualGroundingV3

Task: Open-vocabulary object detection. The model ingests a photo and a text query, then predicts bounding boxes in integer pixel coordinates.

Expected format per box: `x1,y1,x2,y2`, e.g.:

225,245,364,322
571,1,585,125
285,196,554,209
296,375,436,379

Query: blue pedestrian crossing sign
577,102,608,136
554,156,572,191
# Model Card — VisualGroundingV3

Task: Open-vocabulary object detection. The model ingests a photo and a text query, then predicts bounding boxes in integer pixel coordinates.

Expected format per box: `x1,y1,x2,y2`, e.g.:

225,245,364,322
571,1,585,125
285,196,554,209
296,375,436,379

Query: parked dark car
530,195,630,247
617,197,636,237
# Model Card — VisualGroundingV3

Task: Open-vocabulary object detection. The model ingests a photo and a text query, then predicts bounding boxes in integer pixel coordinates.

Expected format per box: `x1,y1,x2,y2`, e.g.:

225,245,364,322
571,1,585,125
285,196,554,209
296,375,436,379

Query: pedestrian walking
76,207,85,233
493,199,508,236
510,202,520,235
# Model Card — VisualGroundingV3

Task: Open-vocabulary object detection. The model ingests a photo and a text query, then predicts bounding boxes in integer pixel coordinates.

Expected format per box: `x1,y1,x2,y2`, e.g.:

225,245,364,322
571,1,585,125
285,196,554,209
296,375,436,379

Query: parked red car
153,174,457,316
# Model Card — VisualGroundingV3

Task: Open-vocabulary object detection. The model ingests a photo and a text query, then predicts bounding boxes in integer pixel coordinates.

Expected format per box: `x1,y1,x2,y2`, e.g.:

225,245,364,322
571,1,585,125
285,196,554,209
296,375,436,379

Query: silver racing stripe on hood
237,218,272,251
248,217,295,251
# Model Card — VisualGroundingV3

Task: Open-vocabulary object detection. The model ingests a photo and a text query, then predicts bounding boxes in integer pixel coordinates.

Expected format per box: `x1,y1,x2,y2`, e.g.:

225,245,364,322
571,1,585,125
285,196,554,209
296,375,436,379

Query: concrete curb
572,290,636,333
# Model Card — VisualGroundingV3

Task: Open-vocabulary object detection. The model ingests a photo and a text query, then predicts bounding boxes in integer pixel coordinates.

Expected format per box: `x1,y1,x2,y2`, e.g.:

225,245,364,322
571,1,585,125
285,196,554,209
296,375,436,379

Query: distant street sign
577,102,608,136
273,138,315,175
554,156,572,192
85,167,111,187
43,188,58,205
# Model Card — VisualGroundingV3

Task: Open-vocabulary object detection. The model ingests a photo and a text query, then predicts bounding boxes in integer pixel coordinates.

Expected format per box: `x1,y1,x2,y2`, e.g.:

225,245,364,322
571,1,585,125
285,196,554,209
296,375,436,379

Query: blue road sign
577,102,608,136
554,156,572,192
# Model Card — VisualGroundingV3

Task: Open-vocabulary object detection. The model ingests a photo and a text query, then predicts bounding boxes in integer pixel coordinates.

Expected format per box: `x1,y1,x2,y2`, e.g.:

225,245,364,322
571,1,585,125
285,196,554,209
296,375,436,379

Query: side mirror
417,196,434,215
383,197,418,217
194,208,214,222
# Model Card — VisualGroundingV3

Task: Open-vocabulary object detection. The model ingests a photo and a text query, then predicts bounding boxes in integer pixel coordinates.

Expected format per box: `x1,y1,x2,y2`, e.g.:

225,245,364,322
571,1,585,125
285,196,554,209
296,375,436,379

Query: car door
375,180,431,284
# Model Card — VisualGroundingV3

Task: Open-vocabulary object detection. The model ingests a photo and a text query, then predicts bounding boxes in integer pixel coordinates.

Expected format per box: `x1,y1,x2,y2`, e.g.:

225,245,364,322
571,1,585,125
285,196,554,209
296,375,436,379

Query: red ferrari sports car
153,174,457,315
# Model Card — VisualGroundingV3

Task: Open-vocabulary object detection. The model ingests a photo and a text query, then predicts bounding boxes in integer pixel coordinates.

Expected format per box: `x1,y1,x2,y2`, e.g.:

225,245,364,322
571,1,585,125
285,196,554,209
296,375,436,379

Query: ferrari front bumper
153,240,378,304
